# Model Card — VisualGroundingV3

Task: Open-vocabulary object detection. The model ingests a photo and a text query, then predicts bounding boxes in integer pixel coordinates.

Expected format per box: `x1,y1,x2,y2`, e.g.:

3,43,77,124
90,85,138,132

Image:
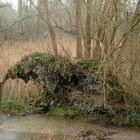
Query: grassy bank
1,52,140,127
1,98,140,126
0,99,42,116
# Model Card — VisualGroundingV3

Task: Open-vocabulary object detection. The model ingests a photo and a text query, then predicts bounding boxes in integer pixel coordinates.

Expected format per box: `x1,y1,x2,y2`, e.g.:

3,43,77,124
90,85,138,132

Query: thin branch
0,4,9,9
0,15,36,33
58,0,72,26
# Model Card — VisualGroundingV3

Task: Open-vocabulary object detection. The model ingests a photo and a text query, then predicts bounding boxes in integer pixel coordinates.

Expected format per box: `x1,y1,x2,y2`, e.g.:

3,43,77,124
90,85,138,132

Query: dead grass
0,34,140,104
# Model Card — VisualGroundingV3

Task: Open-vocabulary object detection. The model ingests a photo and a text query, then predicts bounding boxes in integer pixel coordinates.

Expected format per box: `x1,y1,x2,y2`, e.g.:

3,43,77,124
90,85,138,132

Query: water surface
0,114,140,140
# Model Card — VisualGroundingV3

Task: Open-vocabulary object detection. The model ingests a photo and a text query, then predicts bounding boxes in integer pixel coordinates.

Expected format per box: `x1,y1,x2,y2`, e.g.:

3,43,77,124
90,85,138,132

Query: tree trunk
0,78,6,102
76,0,83,59
0,83,2,102
93,26,104,59
43,0,58,56
18,0,23,34
84,0,92,59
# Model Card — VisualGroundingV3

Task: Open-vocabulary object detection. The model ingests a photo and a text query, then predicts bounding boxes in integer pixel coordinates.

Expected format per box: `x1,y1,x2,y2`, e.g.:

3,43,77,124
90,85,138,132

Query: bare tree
84,0,92,59
75,0,83,58
43,0,58,56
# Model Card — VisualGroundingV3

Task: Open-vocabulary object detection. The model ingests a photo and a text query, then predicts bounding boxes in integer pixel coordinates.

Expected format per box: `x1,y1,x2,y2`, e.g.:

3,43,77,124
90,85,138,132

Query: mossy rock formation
2,52,137,118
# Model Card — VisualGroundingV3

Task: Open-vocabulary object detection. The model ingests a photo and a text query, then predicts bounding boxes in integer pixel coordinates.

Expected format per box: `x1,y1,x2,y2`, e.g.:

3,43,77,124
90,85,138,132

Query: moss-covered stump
5,53,74,109
3,52,140,125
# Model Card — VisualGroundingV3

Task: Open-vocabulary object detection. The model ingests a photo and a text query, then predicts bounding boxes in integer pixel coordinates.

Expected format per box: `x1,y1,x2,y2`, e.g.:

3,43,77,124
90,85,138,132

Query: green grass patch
111,113,140,126
0,100,41,116
48,105,95,118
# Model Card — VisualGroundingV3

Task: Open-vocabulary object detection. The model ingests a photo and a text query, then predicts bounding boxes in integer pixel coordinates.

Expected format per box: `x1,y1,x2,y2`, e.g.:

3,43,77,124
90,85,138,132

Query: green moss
6,54,101,81
6,52,73,81
7,66,18,78
49,106,68,117
75,59,101,74
6,53,103,85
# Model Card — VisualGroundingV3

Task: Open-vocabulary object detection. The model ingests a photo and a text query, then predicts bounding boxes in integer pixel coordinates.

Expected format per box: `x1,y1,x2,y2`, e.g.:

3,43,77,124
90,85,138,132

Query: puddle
0,114,140,140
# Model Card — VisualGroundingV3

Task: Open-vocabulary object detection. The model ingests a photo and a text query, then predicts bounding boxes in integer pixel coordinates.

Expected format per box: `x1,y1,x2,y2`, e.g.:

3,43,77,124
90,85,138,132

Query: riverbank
1,52,140,127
